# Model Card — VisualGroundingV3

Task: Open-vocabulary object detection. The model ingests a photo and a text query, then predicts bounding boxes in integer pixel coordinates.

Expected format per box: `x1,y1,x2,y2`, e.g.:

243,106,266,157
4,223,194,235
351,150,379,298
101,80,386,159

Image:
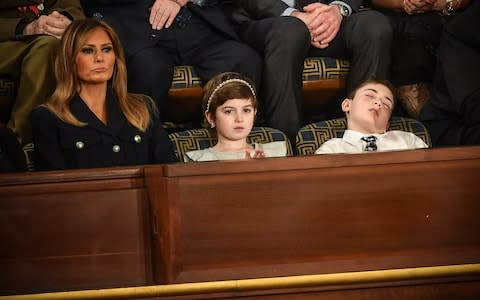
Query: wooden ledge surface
158,145,480,178
0,166,144,187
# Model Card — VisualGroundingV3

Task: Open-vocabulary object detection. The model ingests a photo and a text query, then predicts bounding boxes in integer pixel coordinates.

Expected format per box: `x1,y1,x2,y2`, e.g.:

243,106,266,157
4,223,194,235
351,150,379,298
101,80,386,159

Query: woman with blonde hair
31,18,177,170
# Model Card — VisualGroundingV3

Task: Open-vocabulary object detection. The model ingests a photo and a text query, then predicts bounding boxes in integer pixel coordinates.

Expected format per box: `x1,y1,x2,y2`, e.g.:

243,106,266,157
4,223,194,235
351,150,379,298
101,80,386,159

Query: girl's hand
245,148,265,159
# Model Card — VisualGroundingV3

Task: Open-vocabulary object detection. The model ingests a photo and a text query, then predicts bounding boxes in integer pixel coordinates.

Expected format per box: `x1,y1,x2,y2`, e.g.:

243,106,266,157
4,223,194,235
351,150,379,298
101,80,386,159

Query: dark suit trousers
420,33,480,146
420,1,480,146
239,10,392,141
126,13,262,118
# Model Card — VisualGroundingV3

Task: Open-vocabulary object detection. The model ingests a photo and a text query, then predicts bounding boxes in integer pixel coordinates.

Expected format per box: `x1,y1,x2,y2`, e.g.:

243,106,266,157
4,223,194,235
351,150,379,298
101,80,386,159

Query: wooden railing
1,263,479,300
1,146,480,299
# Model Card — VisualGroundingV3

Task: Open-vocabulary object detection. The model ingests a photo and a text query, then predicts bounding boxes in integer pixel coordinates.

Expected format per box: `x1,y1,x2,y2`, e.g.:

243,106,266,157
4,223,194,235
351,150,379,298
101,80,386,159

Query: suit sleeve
234,0,290,19
30,107,68,170
49,0,85,21
0,0,84,42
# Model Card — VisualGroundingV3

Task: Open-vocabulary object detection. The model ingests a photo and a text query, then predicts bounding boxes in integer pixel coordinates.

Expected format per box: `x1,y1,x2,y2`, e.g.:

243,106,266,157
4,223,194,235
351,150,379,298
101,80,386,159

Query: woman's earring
210,123,215,128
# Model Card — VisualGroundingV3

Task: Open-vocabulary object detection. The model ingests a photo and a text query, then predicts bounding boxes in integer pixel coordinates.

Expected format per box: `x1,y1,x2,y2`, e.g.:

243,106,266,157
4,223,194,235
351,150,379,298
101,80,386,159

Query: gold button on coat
76,141,84,149
112,145,120,152
134,135,141,143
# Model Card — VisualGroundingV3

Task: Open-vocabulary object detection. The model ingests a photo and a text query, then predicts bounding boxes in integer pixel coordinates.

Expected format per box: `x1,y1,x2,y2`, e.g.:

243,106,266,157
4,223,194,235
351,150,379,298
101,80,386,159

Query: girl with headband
185,72,287,162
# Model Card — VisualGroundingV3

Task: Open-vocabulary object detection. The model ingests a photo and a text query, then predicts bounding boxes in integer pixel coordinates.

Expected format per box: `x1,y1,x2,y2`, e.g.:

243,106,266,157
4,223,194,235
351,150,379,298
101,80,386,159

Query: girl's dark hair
202,72,257,124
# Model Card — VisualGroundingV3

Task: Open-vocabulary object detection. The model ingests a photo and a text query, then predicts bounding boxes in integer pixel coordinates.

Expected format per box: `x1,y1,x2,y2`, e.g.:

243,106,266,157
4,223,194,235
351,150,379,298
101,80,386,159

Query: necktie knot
361,136,378,151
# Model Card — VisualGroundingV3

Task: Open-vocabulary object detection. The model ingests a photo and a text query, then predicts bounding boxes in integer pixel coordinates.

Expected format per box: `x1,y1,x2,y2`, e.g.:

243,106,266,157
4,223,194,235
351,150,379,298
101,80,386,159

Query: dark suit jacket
31,91,177,170
419,1,480,145
231,0,363,25
82,0,239,58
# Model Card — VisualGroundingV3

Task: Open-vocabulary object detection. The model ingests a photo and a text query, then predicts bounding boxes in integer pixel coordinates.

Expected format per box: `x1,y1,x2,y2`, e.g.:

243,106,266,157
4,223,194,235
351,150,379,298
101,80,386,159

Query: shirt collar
342,129,386,145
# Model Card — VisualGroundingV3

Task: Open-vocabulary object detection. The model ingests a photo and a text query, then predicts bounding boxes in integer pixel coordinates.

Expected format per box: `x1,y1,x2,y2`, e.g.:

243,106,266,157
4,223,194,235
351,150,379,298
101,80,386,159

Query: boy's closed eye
382,102,393,110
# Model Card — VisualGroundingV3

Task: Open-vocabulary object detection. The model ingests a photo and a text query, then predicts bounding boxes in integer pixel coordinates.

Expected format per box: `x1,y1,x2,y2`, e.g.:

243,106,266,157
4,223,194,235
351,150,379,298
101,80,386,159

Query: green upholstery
168,127,293,162
296,117,432,156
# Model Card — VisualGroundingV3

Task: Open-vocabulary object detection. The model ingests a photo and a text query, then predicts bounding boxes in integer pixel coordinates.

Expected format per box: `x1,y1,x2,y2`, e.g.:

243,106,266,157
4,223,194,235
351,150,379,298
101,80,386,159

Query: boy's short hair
347,79,397,110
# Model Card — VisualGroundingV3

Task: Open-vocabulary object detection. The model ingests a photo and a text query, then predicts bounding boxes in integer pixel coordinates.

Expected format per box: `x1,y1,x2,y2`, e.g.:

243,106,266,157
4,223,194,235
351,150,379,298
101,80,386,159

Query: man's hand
305,4,342,49
290,9,321,29
23,11,71,39
149,0,181,30
403,0,436,14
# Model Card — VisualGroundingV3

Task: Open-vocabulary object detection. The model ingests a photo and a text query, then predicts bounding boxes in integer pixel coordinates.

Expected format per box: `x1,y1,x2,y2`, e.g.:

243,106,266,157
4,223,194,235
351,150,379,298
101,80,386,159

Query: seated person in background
0,0,84,145
81,0,262,117
368,0,471,118
185,72,287,162
31,19,177,171
420,1,480,146
231,0,393,142
0,126,27,172
315,79,429,154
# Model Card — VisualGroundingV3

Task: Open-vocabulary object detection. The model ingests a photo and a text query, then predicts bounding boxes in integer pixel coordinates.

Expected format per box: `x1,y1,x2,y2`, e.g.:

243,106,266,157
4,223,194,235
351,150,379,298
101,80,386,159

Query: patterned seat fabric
170,66,202,89
303,57,350,81
169,127,293,161
0,76,16,124
22,143,35,171
169,57,350,89
296,117,432,156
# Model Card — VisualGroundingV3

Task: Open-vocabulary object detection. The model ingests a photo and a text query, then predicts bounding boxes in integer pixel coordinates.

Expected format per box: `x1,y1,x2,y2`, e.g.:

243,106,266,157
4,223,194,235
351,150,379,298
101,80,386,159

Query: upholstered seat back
296,117,432,156
169,127,293,161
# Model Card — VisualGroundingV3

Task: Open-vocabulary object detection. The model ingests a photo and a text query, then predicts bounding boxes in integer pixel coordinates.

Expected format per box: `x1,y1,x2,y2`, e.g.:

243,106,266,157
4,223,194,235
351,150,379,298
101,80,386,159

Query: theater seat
295,117,432,156
168,127,293,162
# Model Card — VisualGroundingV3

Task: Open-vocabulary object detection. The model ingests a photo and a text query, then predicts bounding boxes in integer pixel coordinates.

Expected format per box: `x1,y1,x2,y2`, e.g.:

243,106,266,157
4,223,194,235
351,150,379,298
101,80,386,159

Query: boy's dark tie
296,0,318,11
361,136,378,151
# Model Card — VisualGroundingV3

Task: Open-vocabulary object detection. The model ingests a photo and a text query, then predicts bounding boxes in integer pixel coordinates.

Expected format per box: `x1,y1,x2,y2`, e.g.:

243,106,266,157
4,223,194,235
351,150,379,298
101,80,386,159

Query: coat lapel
70,91,127,136
106,89,127,135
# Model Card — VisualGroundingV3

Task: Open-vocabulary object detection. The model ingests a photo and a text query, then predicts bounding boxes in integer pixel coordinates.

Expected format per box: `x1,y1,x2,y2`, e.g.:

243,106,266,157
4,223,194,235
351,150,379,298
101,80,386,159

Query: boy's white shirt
315,130,429,154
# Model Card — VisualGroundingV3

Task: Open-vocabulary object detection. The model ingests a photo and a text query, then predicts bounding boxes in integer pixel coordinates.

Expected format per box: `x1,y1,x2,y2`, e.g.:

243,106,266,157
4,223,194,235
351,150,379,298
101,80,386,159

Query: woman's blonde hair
45,18,155,131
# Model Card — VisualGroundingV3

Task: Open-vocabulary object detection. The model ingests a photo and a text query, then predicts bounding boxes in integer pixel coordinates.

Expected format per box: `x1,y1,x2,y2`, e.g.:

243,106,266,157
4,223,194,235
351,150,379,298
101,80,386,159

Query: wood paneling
145,146,480,286
2,147,480,298
0,167,153,295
